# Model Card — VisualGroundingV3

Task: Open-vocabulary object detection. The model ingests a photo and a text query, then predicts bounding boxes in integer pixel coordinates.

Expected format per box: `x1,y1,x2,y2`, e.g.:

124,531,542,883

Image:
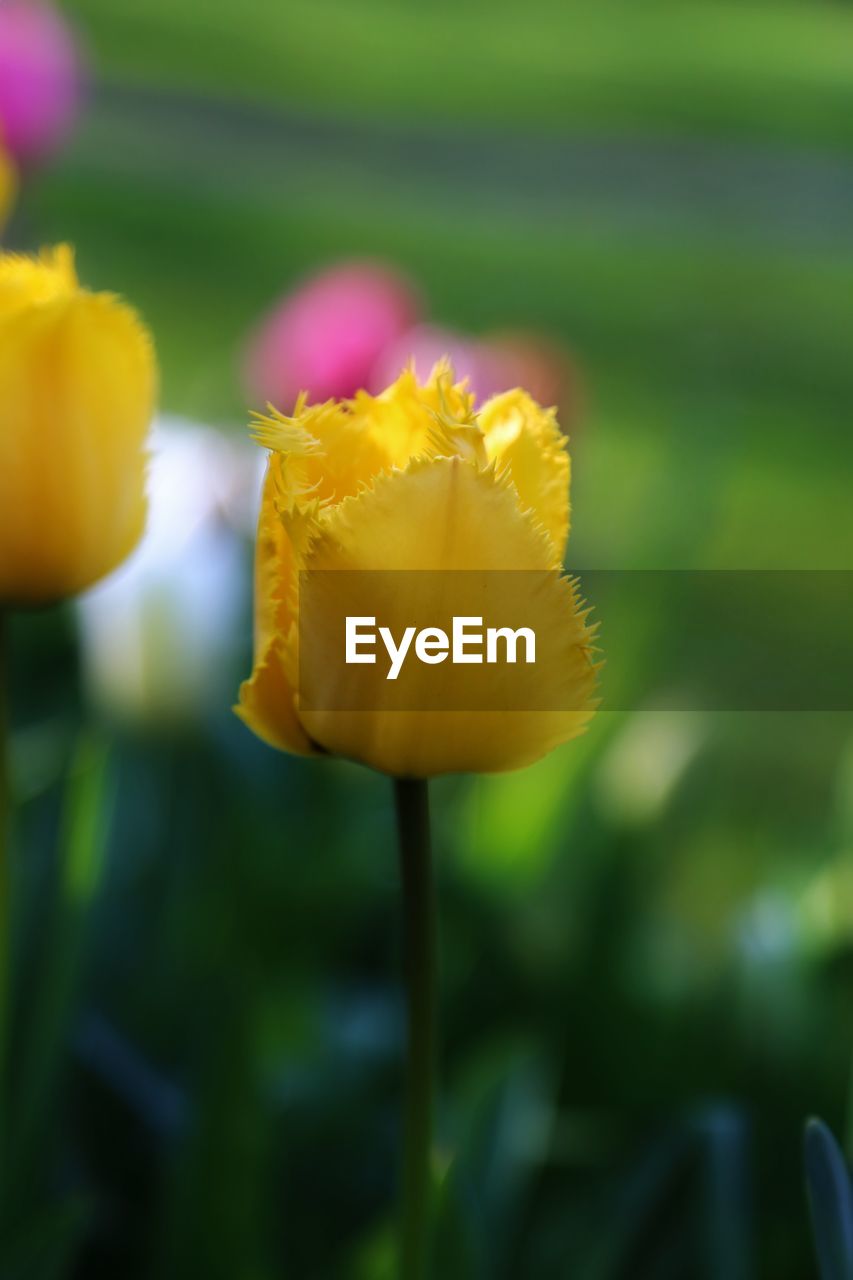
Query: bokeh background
4,1,853,1276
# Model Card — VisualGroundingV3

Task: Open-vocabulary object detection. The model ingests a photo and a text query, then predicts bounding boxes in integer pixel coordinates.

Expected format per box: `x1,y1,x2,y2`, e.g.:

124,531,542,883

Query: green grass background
5,2,853,1276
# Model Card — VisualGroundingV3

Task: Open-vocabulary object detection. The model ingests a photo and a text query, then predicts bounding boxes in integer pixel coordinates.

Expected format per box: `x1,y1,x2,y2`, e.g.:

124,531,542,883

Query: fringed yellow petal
423,372,487,467
419,358,476,422
478,389,570,561
348,360,476,469
237,459,316,755
0,243,77,316
235,635,317,756
253,458,298,657
307,454,556,573
253,396,392,509
250,405,323,458
297,456,597,776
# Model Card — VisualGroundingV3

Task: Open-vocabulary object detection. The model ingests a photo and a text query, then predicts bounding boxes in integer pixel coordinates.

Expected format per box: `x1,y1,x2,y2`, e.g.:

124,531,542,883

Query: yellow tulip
0,245,156,604
237,363,598,777
0,143,16,233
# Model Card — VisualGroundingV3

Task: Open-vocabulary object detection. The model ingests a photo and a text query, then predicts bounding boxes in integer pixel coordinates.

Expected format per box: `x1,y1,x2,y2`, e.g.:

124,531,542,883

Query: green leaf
805,1117,853,1280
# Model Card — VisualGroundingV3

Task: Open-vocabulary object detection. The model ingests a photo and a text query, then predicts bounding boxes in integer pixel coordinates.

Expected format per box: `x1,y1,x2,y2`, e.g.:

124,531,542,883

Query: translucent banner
297,570,853,712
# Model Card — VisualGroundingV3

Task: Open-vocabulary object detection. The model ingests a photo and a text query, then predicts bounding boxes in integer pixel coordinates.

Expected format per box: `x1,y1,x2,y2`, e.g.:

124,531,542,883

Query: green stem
393,777,436,1280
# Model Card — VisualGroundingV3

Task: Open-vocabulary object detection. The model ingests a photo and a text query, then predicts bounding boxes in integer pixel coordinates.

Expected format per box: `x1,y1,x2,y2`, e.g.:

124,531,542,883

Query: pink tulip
0,0,82,164
484,331,581,426
245,261,421,409
369,324,503,404
371,325,579,424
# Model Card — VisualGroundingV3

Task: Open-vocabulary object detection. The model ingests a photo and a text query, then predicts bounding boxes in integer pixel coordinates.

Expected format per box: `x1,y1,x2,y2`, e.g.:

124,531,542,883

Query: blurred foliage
69,0,853,149
4,1,853,1276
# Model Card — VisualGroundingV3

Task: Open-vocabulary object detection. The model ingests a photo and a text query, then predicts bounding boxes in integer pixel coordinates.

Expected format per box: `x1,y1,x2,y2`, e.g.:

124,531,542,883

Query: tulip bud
244,260,420,408
0,0,82,164
237,363,597,777
0,245,157,604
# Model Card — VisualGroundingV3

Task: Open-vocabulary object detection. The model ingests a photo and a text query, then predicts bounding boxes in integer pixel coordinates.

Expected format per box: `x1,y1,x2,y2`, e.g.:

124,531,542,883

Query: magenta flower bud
374,324,580,423
485,331,581,426
0,0,82,164
370,324,500,404
244,261,420,408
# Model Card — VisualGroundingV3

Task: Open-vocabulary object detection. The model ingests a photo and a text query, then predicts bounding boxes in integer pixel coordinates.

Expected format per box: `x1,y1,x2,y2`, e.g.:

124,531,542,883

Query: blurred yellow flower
0,245,156,603
238,364,597,777
0,143,16,232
